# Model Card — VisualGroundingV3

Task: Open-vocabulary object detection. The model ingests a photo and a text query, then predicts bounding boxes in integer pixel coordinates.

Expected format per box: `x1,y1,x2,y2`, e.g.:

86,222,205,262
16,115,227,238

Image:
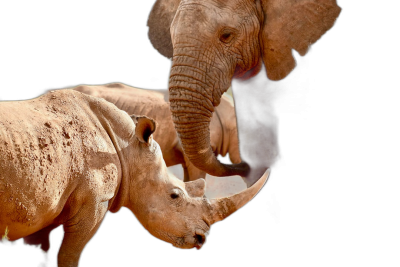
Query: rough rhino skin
0,89,134,254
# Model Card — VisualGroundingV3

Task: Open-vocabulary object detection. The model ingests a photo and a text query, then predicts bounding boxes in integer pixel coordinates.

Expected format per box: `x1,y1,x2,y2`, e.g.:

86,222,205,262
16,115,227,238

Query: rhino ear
147,0,181,58
259,0,341,81
131,115,157,144
185,178,206,198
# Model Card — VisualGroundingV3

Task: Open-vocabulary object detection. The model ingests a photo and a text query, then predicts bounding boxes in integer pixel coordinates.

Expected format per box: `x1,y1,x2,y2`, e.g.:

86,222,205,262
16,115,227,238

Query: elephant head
148,0,341,179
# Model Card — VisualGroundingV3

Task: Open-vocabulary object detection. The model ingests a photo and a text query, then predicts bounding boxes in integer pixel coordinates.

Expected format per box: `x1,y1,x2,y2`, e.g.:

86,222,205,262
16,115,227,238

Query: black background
0,1,379,267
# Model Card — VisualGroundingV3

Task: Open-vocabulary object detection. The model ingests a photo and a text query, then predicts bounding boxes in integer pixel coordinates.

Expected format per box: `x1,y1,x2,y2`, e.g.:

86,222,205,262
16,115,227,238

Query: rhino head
118,116,269,249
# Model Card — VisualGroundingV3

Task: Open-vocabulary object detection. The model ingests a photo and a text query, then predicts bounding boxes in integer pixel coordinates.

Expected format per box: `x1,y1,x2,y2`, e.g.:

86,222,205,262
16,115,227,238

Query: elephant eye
219,29,235,44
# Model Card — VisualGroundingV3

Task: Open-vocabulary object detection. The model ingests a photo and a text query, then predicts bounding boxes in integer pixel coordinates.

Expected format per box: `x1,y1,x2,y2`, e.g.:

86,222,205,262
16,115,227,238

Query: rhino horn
208,169,270,224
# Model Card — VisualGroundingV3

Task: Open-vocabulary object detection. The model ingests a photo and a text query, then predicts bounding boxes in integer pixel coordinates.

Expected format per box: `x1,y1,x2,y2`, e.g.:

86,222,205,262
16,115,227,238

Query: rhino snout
194,230,207,250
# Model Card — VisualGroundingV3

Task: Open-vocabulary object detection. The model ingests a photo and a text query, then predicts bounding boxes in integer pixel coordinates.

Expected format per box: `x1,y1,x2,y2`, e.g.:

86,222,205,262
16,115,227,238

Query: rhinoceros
73,82,241,182
0,89,269,267
66,83,247,198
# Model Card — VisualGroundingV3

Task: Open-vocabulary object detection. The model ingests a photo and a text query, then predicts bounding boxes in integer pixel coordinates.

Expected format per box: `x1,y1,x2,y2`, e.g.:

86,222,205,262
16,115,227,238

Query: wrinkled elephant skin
73,83,241,182
148,0,341,184
0,90,269,267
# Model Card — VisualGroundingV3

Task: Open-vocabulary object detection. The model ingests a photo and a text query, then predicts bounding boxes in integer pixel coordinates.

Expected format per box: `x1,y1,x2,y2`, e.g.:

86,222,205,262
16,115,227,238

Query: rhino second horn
209,168,270,224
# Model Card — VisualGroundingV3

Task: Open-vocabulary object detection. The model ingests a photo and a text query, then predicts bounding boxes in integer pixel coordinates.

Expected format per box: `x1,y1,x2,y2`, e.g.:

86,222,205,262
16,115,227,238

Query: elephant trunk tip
219,161,273,189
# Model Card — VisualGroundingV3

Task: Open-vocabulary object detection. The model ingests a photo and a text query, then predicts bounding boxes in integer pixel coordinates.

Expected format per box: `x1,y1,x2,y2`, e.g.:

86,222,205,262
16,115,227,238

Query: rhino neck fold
87,98,136,213
108,147,132,213
102,131,133,213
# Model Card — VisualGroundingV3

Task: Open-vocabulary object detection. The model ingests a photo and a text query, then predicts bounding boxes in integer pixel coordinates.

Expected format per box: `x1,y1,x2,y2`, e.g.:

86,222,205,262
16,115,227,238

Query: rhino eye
169,189,179,199
170,188,184,200
170,192,179,199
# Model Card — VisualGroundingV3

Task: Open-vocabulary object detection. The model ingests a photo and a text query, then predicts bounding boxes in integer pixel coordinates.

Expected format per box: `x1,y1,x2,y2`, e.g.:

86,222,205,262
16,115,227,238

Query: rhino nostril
196,234,204,243
195,234,205,248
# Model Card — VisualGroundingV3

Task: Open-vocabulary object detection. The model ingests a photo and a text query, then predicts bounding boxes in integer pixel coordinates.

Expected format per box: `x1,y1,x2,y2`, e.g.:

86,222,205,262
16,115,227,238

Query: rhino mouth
193,219,211,250
194,232,206,249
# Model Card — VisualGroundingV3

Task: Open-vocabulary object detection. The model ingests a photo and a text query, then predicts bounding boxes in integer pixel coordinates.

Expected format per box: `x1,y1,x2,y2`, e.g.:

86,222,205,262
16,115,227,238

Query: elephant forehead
180,0,249,11
178,0,251,22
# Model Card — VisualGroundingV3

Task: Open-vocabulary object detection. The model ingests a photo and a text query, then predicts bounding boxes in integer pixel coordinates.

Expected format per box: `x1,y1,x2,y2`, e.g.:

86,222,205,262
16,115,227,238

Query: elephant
0,89,269,267
73,82,241,182
147,0,341,185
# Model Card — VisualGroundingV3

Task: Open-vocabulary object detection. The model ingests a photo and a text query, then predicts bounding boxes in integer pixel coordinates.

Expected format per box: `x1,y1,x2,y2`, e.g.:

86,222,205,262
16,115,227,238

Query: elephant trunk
169,58,249,177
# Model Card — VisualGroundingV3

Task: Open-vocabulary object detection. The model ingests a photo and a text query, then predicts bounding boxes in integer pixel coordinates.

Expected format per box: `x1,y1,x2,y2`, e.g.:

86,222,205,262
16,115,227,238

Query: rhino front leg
23,224,59,252
58,201,108,267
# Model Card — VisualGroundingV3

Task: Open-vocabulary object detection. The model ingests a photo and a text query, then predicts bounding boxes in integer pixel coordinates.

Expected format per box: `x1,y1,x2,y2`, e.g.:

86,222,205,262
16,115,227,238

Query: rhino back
0,90,121,239
73,83,183,166
74,83,173,137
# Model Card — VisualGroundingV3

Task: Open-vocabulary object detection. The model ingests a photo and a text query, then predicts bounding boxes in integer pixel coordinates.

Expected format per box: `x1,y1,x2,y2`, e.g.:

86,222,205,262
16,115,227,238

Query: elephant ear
259,0,341,81
147,0,181,58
